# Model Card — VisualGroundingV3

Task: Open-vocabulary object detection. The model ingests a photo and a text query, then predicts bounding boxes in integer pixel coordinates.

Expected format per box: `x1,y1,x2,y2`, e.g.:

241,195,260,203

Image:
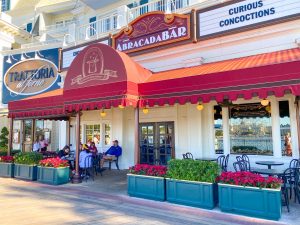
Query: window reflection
280,101,292,156
214,105,223,154
229,103,273,155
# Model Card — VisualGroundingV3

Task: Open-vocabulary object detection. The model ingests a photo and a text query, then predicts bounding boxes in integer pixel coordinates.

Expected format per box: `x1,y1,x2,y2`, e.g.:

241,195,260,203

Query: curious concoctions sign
198,0,300,39
112,12,191,53
2,48,60,104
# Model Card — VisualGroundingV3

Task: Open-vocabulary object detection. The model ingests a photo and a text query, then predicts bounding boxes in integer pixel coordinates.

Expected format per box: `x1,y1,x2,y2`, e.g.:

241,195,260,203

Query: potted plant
166,159,220,209
217,171,282,220
38,157,70,185
0,156,14,178
128,164,167,201
14,152,43,181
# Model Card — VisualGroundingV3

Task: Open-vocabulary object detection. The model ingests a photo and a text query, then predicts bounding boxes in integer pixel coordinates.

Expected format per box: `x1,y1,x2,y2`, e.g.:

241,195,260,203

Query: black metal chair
233,161,247,172
93,154,102,176
281,168,298,212
223,154,229,172
236,156,243,162
81,155,94,182
107,156,120,170
288,159,300,202
217,155,225,171
289,159,300,169
182,153,187,159
185,152,193,160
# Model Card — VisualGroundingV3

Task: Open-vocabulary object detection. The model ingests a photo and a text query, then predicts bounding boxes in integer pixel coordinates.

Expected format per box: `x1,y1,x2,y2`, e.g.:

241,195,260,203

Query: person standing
39,135,48,152
32,138,41,152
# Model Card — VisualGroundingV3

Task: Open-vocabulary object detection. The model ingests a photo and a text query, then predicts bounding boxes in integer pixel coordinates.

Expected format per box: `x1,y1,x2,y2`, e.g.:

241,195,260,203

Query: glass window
229,103,273,155
214,105,223,154
104,124,111,146
85,124,101,145
35,120,44,138
1,0,10,12
280,101,292,156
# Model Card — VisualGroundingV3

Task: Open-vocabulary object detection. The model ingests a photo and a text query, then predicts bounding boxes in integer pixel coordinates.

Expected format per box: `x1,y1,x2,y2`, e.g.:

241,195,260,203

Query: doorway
139,122,175,165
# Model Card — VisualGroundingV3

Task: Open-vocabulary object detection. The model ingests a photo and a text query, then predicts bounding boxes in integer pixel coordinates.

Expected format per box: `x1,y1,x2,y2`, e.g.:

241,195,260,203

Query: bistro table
255,161,284,169
252,168,284,177
195,157,217,161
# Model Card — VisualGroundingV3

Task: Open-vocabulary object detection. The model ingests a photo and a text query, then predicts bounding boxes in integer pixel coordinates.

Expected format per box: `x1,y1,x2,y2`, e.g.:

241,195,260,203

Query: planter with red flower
217,171,282,220
38,157,70,185
128,164,167,201
0,156,14,178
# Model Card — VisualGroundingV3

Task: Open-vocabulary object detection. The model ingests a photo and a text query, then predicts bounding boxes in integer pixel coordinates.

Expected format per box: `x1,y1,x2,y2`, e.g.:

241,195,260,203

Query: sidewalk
0,174,298,225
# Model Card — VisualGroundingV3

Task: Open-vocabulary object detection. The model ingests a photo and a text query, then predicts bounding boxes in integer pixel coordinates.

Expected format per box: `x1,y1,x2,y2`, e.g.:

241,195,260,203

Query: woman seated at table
79,144,93,169
89,142,98,156
58,145,70,159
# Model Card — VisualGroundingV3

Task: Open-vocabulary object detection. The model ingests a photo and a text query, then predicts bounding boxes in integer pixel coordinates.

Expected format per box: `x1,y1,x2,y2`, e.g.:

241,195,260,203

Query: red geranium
39,157,69,168
0,156,14,163
129,164,167,177
216,171,282,189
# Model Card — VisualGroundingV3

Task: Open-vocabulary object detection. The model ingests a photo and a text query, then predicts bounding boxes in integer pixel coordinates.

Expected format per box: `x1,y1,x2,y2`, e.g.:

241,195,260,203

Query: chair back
222,154,230,172
236,156,243,162
84,155,93,169
217,155,225,171
182,153,187,159
289,159,300,169
233,161,246,172
241,154,251,171
282,168,299,189
185,152,193,160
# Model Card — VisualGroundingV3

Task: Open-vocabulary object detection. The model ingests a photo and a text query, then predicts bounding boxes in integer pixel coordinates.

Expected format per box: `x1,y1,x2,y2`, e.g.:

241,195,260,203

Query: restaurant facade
4,0,300,171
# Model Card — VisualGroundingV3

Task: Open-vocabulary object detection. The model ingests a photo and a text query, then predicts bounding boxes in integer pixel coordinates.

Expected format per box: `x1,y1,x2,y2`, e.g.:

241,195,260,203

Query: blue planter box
37,167,70,185
0,163,14,178
127,174,166,201
218,183,281,220
166,178,217,209
14,164,38,181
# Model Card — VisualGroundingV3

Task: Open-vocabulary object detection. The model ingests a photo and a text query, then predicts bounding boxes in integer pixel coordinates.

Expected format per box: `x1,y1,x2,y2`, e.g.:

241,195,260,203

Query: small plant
129,164,167,177
217,171,282,189
167,159,220,183
14,152,43,165
39,157,69,168
0,127,8,149
0,156,14,163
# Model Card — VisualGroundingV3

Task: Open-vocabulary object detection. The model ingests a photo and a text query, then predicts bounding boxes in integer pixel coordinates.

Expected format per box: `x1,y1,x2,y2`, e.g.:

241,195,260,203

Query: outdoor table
195,157,217,161
252,168,284,177
255,161,284,169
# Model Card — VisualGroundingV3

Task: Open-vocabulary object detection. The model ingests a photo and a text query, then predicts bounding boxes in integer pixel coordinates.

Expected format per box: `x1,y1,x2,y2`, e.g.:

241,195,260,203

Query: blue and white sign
2,48,61,104
198,0,300,38
61,39,109,70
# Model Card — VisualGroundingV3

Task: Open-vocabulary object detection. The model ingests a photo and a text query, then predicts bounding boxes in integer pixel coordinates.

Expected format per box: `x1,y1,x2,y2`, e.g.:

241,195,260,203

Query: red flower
0,156,14,163
217,171,282,189
129,164,167,177
39,157,69,168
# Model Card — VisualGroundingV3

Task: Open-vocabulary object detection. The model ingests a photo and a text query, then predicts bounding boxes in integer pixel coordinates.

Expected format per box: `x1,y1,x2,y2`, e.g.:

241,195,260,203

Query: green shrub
167,159,220,183
0,127,8,149
0,151,7,156
14,152,43,165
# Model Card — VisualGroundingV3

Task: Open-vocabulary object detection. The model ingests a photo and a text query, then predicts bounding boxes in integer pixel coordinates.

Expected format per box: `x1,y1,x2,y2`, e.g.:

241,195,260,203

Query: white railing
128,0,191,21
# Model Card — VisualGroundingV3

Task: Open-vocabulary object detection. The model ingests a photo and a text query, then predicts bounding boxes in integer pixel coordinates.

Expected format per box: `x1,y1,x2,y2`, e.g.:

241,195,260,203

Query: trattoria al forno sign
4,59,59,96
112,12,191,53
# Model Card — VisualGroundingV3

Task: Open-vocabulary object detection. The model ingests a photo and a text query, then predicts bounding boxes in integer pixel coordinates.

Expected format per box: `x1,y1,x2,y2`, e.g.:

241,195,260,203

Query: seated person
33,138,41,152
89,142,98,156
58,145,70,159
79,144,93,169
100,140,122,168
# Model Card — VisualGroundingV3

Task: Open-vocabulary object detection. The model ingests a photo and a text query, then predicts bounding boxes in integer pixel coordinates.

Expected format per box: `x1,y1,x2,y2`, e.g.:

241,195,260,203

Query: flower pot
0,162,14,178
218,183,281,220
14,164,38,181
166,178,217,209
37,167,70,185
127,174,166,201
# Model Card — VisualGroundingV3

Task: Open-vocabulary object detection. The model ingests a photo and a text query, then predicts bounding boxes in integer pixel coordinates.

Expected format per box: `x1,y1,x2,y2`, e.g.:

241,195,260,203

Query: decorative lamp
196,103,204,111
100,109,106,117
261,98,269,106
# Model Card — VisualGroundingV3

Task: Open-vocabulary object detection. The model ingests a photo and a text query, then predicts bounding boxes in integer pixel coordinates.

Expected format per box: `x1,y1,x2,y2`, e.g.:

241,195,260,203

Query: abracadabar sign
61,38,109,71
2,48,60,104
198,0,300,39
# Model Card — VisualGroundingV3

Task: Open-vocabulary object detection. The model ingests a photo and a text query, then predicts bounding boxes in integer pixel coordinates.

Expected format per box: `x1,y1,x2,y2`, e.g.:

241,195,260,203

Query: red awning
8,89,65,119
139,48,300,107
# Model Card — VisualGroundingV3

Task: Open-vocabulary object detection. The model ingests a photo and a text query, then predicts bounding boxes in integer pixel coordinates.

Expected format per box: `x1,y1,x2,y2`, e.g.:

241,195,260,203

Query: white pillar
289,96,299,158
222,107,230,155
271,98,281,158
187,103,202,158
58,121,67,149
201,103,214,157
117,5,128,29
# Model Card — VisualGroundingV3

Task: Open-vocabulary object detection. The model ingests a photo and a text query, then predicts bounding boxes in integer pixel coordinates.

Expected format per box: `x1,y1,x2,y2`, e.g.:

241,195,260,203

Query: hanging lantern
261,98,269,106
142,107,149,114
265,105,271,113
100,109,106,117
196,103,204,111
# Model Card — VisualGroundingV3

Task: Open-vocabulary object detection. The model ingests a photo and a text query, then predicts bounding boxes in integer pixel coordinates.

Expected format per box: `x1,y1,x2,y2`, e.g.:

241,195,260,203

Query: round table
195,157,217,161
255,161,284,169
252,168,284,176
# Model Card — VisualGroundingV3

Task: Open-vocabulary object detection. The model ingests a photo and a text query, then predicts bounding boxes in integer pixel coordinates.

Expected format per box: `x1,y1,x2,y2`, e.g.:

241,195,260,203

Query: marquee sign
197,0,300,39
112,12,191,53
2,48,60,104
60,38,110,71
4,59,58,96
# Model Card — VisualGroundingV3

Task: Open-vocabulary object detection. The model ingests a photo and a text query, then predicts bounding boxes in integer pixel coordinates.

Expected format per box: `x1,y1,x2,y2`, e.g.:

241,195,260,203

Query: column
72,112,82,183
134,107,139,164
58,121,67,149
222,107,230,155
271,98,281,158
291,96,300,158
7,117,13,156
117,5,128,29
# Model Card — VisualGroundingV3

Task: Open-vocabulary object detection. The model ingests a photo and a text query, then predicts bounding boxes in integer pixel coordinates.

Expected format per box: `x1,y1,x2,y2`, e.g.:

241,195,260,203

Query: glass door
23,120,33,152
139,122,175,165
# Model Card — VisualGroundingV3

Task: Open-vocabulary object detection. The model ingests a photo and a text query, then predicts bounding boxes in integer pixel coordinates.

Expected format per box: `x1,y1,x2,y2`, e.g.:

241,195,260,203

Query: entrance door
23,120,33,152
140,122,175,165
